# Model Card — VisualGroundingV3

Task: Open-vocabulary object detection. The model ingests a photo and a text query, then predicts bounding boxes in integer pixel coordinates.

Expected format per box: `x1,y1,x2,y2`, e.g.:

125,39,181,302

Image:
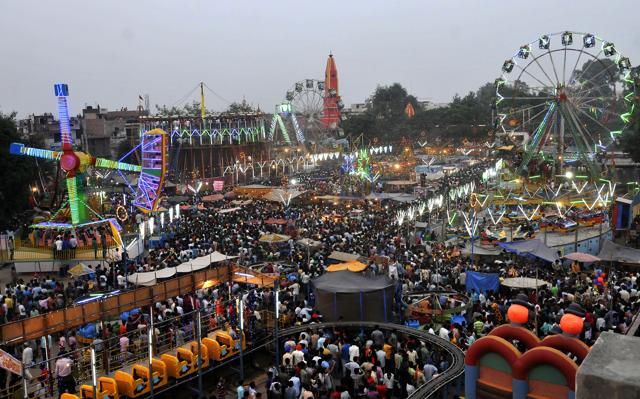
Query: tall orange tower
322,53,342,129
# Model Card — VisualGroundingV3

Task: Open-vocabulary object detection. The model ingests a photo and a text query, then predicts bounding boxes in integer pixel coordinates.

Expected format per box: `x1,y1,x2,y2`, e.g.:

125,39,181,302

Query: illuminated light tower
321,53,343,129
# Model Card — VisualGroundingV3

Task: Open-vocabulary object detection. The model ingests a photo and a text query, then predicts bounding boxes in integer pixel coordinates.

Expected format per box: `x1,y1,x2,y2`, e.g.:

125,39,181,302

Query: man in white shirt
117,274,125,289
439,326,450,340
348,343,360,362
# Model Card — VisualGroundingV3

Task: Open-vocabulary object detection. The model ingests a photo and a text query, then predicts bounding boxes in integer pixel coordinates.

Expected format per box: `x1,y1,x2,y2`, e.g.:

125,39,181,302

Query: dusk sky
1,0,638,117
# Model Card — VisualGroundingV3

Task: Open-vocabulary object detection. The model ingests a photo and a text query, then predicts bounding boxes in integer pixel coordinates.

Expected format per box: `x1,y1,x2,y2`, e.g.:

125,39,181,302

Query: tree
341,81,498,143
155,101,215,117
620,97,640,162
0,112,40,230
226,99,256,113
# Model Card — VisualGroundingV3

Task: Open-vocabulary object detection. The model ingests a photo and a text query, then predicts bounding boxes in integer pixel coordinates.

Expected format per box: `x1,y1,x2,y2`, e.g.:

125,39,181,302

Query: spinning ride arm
94,158,142,172
9,143,62,161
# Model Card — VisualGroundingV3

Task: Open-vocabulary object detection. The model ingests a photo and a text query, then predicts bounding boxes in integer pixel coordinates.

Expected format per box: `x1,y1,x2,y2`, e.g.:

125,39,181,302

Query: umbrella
167,195,189,203
259,233,291,243
502,277,551,289
297,238,323,248
563,252,601,263
326,261,368,272
68,263,94,277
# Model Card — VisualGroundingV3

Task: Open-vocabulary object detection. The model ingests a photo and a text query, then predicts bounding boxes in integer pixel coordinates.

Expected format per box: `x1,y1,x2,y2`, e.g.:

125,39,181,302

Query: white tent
176,251,238,273
126,271,157,286
262,189,306,204
127,251,237,286
219,207,241,214
328,250,362,262
155,267,177,279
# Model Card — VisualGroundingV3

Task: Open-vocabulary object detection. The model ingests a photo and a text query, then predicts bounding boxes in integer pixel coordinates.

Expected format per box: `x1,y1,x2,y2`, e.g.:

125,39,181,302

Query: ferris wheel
494,31,637,178
269,79,329,145
287,79,328,143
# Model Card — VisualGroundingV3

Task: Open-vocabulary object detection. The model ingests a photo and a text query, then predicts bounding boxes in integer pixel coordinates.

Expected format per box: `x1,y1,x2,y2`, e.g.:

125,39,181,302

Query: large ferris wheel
269,78,343,145
495,31,637,178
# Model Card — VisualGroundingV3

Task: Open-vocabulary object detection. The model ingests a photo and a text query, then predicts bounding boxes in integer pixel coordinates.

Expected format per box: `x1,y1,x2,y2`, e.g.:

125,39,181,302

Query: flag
139,95,144,101
404,102,415,118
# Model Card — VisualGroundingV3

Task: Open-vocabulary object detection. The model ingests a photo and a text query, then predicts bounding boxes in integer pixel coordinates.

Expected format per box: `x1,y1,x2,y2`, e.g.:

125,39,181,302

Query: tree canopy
341,82,493,143
0,112,40,230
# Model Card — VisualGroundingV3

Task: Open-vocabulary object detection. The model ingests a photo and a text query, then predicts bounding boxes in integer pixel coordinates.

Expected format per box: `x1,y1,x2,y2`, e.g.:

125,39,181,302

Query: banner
0,348,22,376
465,271,499,293
213,179,224,192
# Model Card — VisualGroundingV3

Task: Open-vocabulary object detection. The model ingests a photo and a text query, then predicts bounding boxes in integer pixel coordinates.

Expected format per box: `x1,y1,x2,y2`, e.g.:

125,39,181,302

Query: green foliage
155,101,211,117
620,100,640,163
0,112,39,230
226,99,256,113
342,82,493,143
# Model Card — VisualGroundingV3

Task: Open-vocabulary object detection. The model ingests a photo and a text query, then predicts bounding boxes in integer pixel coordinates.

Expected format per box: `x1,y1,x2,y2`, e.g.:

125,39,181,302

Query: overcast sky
1,0,638,117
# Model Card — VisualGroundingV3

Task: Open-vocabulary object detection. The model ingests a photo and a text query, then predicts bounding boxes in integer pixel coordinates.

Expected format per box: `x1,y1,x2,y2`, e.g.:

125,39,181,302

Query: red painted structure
322,54,341,129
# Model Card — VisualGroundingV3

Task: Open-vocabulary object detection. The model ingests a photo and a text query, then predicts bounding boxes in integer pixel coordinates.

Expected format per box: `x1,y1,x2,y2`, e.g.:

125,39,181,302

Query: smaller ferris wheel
269,79,343,145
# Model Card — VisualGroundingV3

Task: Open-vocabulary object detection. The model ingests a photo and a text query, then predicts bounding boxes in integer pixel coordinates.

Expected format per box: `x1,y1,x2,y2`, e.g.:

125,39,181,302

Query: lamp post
237,297,244,380
274,280,280,369
148,306,155,399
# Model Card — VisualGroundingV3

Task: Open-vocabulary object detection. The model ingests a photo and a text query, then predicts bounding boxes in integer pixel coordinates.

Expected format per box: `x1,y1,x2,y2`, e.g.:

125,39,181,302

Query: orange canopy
326,261,368,272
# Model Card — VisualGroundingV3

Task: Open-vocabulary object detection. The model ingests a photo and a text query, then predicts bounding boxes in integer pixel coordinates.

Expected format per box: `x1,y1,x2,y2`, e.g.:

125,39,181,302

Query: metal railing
8,316,464,399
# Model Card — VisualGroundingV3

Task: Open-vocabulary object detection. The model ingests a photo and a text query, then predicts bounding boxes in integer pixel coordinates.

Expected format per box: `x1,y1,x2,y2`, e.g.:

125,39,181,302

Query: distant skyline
1,0,639,117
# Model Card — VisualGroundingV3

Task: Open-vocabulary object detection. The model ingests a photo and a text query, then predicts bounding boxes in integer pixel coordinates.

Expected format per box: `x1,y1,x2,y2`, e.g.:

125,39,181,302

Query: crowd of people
1,158,639,398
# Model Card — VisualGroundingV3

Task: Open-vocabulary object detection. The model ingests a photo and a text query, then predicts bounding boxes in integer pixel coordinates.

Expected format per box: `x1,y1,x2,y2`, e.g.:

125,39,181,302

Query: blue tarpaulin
498,239,559,263
465,271,500,293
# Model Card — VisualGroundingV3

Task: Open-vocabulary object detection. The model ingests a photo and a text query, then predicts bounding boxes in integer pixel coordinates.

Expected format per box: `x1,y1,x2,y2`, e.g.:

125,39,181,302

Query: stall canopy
461,243,502,256
127,251,236,286
313,270,394,322
202,194,224,202
218,207,241,214
68,263,94,277
502,277,551,289
597,240,640,264
328,250,362,262
259,233,290,243
264,218,287,225
262,189,306,204
326,261,368,272
498,239,559,263
465,271,500,293
563,252,601,263
297,238,323,248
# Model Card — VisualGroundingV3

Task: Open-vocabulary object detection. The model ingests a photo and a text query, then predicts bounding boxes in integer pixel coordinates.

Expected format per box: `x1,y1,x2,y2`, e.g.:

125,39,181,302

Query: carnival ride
494,31,637,180
9,84,168,244
270,55,344,146
465,297,590,399
269,78,339,145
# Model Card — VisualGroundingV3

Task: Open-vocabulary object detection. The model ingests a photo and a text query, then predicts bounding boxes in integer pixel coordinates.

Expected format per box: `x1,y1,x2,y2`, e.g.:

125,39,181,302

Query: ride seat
202,337,229,361
80,377,119,399
114,369,149,398
189,341,209,369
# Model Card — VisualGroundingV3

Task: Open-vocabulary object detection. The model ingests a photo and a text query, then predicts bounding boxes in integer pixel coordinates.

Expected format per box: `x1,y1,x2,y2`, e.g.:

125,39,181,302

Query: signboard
213,180,224,192
0,348,22,376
